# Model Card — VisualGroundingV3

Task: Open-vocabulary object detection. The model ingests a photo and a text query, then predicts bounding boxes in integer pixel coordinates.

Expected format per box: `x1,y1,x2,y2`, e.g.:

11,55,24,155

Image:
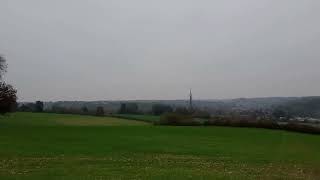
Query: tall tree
0,55,17,114
82,106,89,114
35,101,44,112
0,82,17,114
96,106,105,116
118,103,127,114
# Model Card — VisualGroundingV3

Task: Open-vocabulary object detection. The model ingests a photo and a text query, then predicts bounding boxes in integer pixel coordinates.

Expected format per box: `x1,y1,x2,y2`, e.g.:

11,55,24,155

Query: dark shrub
204,116,232,126
204,116,320,134
204,116,280,130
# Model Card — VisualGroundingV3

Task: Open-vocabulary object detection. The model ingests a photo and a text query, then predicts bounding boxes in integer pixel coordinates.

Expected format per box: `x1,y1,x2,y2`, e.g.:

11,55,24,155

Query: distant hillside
18,96,320,117
18,96,307,113
275,97,320,118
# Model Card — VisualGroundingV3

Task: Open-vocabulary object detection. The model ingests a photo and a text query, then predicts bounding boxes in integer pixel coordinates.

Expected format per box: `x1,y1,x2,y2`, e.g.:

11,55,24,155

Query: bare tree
0,55,17,114
0,82,17,114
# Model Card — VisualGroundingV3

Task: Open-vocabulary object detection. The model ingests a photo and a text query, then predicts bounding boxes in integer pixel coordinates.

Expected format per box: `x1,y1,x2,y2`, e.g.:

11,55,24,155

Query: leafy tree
96,106,104,116
35,101,44,112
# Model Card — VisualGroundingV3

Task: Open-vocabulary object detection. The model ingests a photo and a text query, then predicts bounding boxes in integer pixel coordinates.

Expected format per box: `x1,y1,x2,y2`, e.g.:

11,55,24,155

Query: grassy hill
0,112,320,179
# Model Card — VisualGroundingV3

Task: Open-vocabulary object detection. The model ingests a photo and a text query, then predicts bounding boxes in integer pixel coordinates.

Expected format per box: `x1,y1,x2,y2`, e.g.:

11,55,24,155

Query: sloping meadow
0,112,320,179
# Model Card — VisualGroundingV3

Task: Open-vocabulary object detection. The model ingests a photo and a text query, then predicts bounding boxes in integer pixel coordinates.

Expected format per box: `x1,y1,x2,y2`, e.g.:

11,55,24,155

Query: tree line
17,101,176,117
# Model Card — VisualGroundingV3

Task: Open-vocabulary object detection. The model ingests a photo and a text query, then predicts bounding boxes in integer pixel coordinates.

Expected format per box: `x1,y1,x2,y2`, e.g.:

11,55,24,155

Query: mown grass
0,112,320,179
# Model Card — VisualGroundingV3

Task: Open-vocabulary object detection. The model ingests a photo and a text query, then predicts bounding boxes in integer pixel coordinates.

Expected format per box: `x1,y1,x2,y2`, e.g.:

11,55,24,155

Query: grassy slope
111,114,160,122
0,112,148,126
0,113,320,179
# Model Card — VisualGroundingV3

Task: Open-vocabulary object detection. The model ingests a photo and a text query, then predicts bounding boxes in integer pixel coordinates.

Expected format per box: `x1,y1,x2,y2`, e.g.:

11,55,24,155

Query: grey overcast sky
0,0,320,101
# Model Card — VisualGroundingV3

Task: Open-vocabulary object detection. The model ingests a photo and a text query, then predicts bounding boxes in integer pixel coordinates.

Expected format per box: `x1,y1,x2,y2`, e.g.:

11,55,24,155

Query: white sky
1,0,320,101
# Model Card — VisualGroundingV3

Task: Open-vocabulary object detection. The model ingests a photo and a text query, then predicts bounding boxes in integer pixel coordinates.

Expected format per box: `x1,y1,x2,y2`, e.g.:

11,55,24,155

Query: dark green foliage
35,101,44,112
118,103,139,114
82,106,89,114
152,104,173,115
17,103,36,112
96,106,105,116
17,104,31,112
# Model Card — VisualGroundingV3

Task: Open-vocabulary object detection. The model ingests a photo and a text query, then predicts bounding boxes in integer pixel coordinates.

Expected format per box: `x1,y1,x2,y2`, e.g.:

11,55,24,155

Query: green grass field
1,112,320,179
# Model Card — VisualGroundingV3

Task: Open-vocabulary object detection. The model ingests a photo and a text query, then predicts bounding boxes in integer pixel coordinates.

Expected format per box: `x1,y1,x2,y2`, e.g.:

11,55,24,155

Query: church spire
189,89,193,110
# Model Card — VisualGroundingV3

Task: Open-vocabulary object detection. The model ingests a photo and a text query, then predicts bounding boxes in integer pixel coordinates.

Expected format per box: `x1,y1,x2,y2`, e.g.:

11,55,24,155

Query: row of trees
118,103,175,115
18,101,44,112
0,55,17,114
19,102,106,116
17,102,178,117
17,100,304,123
